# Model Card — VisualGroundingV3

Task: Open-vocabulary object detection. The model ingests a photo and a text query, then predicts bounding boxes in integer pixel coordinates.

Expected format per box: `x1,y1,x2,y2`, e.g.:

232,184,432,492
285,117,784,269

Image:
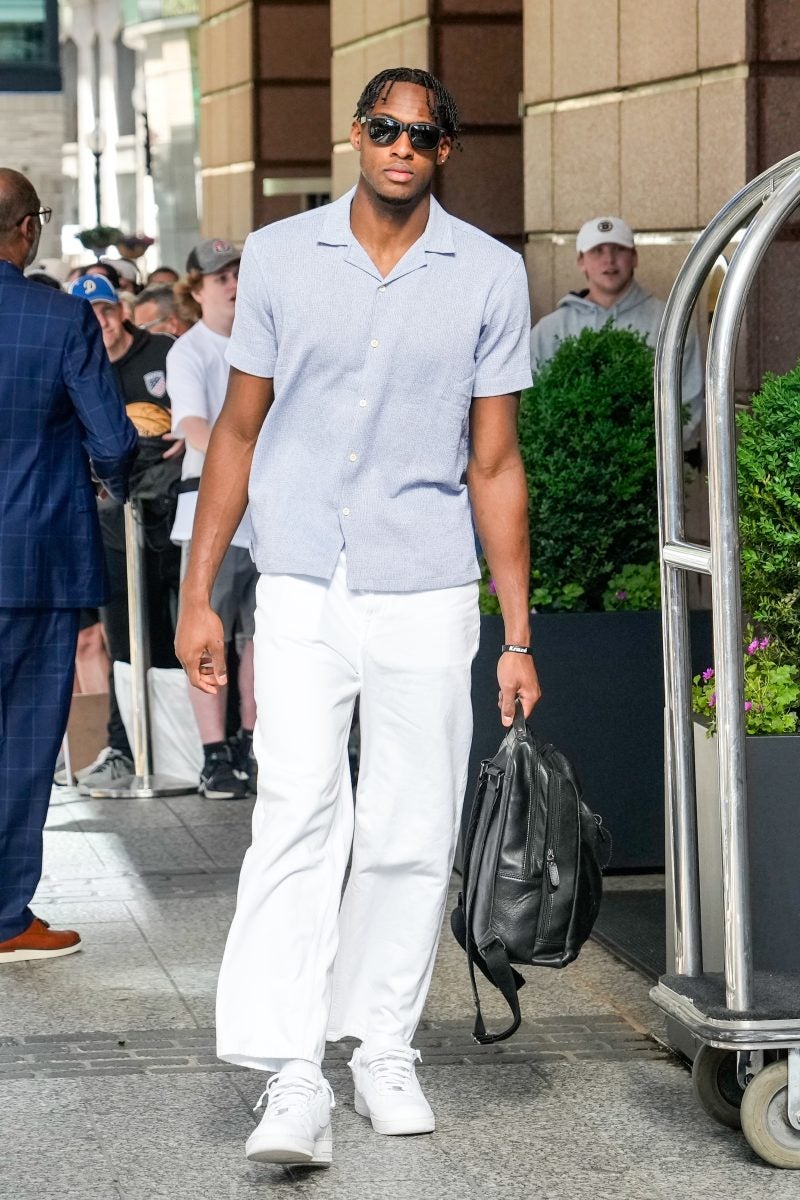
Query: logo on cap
598,220,613,233
213,240,233,254
84,278,97,293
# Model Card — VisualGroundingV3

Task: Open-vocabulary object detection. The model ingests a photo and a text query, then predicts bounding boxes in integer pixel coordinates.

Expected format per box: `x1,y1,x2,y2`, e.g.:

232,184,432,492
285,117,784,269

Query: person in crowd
25,268,62,290
67,273,184,794
133,283,193,337
530,215,704,449
100,255,140,293
117,290,137,322
175,67,539,1164
85,259,122,290
169,239,257,801
64,264,87,287
147,265,179,286
0,168,137,962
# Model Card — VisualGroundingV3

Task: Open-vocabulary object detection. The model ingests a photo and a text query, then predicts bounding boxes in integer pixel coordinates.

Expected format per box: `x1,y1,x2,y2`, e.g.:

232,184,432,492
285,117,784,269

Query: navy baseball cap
69,274,119,304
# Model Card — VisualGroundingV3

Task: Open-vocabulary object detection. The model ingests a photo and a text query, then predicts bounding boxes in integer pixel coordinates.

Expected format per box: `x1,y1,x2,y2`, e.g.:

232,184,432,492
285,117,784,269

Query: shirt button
359,399,367,407
378,285,387,293
370,339,379,347
342,507,350,516
349,452,358,462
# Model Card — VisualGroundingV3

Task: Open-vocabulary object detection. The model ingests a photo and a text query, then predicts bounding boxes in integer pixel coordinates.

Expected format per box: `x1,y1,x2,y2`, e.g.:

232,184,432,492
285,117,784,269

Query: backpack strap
472,939,524,1044
452,756,526,1044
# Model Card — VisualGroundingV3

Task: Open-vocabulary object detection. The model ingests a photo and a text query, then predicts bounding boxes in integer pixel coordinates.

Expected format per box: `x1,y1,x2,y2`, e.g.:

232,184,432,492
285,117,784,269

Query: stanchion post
125,499,152,780
88,498,197,798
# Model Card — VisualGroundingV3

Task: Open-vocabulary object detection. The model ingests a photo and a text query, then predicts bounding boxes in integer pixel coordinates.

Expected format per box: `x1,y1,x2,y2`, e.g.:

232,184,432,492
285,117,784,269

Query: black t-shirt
99,323,179,551
113,321,174,413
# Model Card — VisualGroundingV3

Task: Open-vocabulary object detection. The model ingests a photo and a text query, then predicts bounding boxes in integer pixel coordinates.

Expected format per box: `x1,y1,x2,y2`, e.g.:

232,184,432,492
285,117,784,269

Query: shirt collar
317,187,456,257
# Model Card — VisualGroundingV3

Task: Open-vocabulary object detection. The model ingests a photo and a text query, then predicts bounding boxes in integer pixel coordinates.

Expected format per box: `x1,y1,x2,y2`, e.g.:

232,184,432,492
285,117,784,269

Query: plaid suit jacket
0,261,138,607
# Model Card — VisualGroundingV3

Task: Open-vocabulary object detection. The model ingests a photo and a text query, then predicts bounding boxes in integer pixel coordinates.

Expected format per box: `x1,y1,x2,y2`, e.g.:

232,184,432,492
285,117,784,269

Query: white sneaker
245,1073,334,1165
349,1044,435,1136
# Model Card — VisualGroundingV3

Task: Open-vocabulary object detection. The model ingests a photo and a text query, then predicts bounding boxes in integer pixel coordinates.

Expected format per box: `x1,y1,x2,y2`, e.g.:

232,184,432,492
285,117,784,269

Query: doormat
591,889,666,981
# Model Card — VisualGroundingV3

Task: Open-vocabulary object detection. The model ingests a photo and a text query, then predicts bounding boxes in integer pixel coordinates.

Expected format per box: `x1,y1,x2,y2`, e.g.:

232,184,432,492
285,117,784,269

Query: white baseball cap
576,216,635,254
100,255,139,284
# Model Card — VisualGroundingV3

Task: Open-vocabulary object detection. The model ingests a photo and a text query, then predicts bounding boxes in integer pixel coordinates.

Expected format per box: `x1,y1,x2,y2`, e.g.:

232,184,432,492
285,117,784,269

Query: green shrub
737,365,800,663
519,325,659,610
602,561,661,611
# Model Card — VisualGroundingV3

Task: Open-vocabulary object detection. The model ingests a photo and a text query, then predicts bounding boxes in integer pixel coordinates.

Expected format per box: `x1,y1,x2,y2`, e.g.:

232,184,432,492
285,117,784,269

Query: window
0,0,60,91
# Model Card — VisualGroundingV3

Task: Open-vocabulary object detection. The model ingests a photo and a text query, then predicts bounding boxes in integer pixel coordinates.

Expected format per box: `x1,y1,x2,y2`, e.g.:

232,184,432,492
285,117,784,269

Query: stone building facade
60,0,201,273
195,1,800,385
522,0,800,396
0,0,63,260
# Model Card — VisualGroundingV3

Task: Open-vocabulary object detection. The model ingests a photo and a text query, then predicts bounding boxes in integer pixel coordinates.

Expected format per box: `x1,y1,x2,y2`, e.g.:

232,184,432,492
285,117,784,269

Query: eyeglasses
15,207,52,227
361,116,445,152
136,316,165,331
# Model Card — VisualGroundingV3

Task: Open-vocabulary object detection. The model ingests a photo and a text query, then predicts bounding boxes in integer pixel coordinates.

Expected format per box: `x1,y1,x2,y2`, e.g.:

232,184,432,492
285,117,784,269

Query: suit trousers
0,607,79,940
216,554,480,1070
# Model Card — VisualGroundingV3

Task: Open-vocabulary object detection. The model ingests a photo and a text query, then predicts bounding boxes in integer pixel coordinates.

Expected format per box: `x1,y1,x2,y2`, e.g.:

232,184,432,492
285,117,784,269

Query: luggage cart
651,151,800,1169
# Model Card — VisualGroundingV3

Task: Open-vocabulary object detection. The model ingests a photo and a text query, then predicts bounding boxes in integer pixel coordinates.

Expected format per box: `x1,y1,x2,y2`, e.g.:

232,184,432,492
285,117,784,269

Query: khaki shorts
181,542,258,650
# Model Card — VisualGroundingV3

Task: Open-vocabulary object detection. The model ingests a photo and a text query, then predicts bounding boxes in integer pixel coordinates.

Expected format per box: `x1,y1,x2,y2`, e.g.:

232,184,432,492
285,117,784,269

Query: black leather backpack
452,700,611,1043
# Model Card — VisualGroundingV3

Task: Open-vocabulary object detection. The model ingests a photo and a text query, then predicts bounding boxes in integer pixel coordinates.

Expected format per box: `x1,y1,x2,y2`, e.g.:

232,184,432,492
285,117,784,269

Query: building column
68,0,98,229
96,0,122,228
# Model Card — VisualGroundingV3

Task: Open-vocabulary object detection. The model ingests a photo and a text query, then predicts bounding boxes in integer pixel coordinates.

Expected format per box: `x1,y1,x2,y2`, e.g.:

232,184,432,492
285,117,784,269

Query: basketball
125,401,172,437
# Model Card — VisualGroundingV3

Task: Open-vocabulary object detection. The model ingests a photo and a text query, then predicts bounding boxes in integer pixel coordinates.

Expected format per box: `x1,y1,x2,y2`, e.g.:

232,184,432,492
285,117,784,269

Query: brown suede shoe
0,917,81,963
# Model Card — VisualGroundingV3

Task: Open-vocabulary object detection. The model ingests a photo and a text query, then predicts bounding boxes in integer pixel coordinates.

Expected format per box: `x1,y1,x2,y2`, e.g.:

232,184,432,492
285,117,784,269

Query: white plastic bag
114,663,203,783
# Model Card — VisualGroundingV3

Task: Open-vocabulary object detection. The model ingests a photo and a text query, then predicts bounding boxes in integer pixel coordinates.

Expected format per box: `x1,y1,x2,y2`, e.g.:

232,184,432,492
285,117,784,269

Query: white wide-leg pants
216,553,480,1071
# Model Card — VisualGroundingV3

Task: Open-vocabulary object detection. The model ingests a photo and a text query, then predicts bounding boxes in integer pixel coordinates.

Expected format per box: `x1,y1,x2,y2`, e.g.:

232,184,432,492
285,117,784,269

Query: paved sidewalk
0,787,795,1199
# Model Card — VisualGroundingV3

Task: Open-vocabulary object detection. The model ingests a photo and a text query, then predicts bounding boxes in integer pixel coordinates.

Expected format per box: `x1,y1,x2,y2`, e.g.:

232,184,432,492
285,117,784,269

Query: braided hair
354,68,461,147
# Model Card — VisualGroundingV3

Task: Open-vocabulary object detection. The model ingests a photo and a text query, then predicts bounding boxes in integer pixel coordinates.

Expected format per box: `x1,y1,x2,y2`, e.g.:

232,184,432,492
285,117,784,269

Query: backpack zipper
537,772,563,940
546,848,560,890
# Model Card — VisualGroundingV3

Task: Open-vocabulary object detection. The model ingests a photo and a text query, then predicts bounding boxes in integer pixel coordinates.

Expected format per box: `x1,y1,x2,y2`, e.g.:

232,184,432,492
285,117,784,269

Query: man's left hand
497,652,541,726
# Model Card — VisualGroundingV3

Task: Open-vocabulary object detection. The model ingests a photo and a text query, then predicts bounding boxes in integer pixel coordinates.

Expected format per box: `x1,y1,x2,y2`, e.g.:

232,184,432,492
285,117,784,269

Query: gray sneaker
77,748,134,795
55,746,113,787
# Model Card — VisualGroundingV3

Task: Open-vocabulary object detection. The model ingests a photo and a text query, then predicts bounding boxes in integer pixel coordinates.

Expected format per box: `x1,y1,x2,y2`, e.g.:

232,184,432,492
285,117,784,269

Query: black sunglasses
361,116,446,152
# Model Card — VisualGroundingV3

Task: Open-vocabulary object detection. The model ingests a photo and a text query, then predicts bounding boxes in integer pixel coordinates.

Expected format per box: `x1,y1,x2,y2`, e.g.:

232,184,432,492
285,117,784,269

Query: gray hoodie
530,280,703,446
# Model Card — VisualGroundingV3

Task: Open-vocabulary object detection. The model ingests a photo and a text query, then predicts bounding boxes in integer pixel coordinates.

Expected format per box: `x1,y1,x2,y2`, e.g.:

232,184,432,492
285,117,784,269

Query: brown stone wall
199,0,331,241
522,0,800,400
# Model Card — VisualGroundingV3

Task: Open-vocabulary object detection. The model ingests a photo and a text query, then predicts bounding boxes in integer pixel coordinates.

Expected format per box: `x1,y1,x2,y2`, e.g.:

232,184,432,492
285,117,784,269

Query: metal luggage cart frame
651,150,800,1168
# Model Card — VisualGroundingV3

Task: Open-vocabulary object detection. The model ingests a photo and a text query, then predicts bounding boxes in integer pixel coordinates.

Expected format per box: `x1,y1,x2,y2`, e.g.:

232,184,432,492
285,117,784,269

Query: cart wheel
741,1061,800,1169
692,1045,743,1129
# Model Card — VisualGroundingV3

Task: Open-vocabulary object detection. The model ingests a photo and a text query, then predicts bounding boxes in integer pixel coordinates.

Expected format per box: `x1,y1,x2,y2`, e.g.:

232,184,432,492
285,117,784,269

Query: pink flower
488,579,497,595
702,668,714,683
759,637,770,650
708,693,716,708
744,701,753,712
616,589,628,601
747,638,759,655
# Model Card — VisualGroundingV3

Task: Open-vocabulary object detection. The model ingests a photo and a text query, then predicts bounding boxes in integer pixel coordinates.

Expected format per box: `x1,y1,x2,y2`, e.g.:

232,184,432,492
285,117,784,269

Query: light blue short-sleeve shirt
226,187,532,592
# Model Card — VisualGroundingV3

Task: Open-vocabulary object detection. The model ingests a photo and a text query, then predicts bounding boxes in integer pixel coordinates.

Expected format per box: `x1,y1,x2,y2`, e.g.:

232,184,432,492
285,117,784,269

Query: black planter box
464,611,712,872
693,722,800,974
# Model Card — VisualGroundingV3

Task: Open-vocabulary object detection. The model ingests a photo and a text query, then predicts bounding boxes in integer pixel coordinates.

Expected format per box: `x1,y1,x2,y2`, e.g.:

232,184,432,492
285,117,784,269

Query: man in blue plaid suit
0,169,138,963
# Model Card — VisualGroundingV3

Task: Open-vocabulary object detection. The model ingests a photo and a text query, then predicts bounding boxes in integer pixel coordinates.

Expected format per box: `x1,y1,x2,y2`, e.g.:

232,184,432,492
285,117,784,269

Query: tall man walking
176,68,540,1164
0,169,137,962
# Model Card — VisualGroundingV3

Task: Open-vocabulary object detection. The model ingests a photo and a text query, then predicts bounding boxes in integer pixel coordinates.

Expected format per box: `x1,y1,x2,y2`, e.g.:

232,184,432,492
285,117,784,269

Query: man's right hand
175,599,227,693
